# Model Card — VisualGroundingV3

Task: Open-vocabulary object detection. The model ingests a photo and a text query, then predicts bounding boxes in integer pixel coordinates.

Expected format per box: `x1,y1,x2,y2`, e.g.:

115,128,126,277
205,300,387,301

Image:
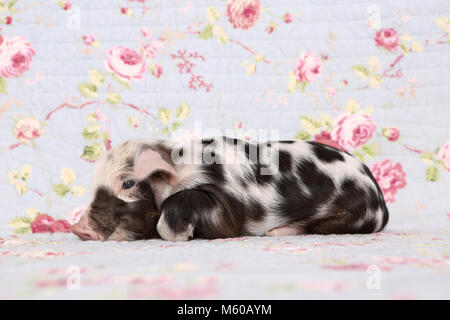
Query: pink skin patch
266,225,305,237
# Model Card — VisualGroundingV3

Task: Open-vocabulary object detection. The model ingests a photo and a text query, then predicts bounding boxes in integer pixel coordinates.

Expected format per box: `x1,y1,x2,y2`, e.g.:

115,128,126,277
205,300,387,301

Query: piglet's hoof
156,216,194,242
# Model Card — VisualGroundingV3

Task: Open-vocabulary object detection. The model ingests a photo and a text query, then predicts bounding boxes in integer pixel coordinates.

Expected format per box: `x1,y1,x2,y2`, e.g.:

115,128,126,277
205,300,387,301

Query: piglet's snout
71,222,99,241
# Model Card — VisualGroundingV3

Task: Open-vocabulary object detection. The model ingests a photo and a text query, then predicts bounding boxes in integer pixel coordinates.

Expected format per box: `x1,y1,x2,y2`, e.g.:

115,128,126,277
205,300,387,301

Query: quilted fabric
0,0,449,299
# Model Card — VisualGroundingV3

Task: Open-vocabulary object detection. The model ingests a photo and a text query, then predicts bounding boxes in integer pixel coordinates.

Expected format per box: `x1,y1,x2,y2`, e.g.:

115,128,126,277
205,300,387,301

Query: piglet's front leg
156,190,199,242
157,215,195,242
157,186,242,241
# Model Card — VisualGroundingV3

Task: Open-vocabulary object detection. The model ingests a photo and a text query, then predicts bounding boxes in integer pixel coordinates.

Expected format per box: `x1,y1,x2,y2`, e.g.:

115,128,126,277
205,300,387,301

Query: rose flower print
226,0,261,30
104,46,147,83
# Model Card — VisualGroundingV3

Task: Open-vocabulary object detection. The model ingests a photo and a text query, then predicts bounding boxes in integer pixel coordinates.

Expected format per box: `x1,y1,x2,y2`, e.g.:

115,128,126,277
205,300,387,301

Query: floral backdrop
0,0,449,300
0,0,449,236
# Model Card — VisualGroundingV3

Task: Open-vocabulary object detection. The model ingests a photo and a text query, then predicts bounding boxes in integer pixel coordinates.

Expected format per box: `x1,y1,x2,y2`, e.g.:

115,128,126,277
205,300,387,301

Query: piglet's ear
134,149,177,185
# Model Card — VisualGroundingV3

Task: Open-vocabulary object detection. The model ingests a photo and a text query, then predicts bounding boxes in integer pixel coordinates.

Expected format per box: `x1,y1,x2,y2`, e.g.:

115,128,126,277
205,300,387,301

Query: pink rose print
5,16,12,25
331,112,376,149
293,52,323,83
49,220,71,233
31,214,71,233
283,13,292,23
13,117,43,144
67,205,86,225
82,34,97,46
104,46,147,83
138,28,165,58
63,2,72,11
105,138,112,150
382,127,400,141
226,0,261,30
265,23,276,34
374,28,399,52
151,64,163,78
140,27,151,38
370,160,407,203
327,86,337,96
31,214,55,233
437,140,450,172
0,36,35,78
314,131,347,151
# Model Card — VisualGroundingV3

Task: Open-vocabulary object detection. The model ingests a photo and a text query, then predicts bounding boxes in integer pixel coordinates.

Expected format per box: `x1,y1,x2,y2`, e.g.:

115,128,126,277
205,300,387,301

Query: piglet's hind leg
266,225,305,237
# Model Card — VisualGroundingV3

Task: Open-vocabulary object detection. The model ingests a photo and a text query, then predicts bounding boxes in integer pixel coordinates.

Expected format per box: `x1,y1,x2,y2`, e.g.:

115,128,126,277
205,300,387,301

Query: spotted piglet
71,137,389,241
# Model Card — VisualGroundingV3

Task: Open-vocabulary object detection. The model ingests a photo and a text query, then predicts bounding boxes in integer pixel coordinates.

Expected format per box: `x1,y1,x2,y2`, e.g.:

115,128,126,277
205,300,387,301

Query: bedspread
0,0,449,299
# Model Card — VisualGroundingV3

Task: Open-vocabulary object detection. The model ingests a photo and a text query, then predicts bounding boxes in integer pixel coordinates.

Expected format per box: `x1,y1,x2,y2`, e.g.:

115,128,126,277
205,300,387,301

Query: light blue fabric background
0,0,449,233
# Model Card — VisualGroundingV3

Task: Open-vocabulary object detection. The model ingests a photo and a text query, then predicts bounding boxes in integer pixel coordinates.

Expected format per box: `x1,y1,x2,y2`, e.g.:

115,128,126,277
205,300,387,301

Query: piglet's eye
122,180,135,190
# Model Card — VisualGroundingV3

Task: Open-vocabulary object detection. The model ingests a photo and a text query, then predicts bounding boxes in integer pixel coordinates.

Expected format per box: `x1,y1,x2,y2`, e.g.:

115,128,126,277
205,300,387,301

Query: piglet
72,137,389,241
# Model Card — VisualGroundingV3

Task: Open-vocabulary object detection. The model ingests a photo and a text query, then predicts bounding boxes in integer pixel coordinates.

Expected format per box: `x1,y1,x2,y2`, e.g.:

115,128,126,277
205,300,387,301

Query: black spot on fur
160,190,203,235
303,174,384,235
295,159,335,202
308,141,345,163
332,179,365,212
279,140,295,144
161,185,244,239
278,150,292,173
274,159,335,222
124,157,134,171
237,175,249,188
244,197,265,222
201,163,226,184
89,187,159,240
238,168,255,186
89,188,123,236
360,164,389,231
327,179,376,233
134,180,154,201
358,219,377,233
197,184,250,237
252,163,275,185
117,198,160,240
